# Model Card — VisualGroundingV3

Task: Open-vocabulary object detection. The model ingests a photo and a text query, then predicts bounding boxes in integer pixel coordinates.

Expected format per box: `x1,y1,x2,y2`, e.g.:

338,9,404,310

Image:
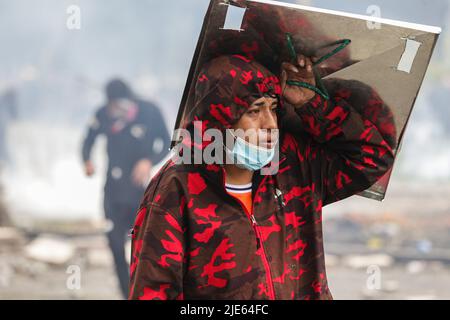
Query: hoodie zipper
221,167,276,300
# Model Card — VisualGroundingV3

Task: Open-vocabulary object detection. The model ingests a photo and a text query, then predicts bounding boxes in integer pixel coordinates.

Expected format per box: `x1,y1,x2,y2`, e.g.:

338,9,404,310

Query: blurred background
0,0,449,300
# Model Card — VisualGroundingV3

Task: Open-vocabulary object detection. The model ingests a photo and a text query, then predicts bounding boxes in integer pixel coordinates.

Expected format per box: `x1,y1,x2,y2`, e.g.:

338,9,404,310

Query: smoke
0,0,449,223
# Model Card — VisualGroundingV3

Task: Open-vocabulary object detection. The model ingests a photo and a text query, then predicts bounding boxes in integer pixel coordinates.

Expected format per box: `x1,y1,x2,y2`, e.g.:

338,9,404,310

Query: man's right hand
280,54,317,107
84,160,95,177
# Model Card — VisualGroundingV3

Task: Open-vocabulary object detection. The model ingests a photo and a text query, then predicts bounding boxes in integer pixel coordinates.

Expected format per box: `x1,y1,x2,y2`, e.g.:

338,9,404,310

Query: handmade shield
173,0,441,201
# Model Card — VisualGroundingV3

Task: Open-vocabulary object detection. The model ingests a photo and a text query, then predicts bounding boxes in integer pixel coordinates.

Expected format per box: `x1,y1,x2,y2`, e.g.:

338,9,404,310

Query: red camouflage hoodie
128,54,396,300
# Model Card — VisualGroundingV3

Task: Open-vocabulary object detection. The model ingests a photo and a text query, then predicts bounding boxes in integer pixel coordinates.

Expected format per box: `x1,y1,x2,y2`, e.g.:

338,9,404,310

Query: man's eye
247,109,260,115
271,105,278,112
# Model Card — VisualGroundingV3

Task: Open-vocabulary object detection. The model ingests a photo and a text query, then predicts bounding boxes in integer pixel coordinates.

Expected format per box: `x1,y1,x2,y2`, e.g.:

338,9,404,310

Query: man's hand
280,54,317,107
84,160,95,177
131,159,153,187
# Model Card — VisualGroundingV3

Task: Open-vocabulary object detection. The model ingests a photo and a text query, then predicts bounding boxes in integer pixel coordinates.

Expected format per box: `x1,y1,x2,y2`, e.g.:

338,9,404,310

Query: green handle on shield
285,33,351,100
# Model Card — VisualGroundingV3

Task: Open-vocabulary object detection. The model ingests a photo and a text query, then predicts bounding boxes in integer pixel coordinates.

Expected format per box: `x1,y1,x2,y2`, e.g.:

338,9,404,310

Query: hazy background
0,0,449,300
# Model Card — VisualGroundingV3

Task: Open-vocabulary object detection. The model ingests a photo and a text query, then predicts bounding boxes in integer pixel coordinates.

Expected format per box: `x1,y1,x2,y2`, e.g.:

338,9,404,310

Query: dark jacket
82,99,170,205
128,55,395,300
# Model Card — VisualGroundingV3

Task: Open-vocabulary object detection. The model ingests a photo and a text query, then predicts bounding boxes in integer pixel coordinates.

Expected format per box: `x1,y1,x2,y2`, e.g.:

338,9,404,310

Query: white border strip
248,0,442,34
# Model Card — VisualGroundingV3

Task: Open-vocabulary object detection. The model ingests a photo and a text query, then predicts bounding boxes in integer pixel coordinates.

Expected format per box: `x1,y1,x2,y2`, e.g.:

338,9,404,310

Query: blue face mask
225,133,277,171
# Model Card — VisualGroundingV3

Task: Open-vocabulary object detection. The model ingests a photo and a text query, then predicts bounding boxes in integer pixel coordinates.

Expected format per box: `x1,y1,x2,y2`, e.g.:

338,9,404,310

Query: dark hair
105,78,133,102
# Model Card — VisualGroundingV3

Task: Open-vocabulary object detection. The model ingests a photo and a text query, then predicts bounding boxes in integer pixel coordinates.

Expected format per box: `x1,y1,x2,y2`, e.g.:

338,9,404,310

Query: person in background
81,78,170,298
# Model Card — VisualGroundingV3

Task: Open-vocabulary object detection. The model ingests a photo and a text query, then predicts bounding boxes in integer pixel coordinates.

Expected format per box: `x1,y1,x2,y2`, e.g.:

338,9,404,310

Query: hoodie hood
186,54,283,133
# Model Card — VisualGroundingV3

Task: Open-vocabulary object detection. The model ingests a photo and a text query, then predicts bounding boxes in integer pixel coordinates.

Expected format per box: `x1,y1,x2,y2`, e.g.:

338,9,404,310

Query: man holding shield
128,53,394,300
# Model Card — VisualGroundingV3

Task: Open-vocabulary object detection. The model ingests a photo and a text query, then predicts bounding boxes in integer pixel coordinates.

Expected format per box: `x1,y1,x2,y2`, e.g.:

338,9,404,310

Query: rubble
86,247,113,268
0,184,448,299
406,260,427,274
24,235,75,265
0,227,25,247
342,254,394,269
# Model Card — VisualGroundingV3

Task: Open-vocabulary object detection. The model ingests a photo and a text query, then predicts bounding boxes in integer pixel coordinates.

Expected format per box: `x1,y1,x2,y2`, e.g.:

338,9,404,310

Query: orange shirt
225,183,253,215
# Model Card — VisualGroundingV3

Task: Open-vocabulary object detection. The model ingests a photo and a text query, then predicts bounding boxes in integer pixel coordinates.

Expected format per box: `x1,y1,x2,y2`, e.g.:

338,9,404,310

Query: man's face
232,96,279,149
107,98,133,118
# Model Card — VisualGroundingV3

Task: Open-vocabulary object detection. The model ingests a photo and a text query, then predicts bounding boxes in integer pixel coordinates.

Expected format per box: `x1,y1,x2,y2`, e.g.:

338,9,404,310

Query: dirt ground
1,177,449,300
1,232,450,300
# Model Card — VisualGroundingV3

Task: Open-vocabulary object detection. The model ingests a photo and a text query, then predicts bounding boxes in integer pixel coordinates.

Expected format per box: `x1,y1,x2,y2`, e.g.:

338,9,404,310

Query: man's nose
261,109,278,130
